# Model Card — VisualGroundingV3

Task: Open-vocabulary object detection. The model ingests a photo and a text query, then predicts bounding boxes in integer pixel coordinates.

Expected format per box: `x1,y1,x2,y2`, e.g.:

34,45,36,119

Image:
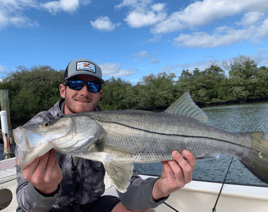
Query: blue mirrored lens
69,80,84,90
86,81,100,93
68,80,100,93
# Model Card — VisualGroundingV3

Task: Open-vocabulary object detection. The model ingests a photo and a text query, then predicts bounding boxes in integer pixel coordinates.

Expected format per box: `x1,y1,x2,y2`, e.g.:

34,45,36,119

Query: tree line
1,56,268,125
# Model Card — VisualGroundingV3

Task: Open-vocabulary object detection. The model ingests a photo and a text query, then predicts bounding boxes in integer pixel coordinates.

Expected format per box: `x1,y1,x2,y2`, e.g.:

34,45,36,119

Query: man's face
59,75,103,115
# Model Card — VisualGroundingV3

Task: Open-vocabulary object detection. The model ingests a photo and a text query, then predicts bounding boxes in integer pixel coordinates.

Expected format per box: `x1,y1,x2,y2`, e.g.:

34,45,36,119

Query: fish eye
43,122,49,127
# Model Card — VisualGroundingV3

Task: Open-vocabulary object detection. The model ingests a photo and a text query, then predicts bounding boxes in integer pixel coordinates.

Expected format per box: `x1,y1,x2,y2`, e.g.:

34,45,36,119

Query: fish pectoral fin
165,90,208,123
94,139,135,157
104,159,134,193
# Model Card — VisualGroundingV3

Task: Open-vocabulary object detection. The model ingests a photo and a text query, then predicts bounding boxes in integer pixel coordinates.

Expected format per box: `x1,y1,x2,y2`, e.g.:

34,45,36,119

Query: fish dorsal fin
165,91,208,123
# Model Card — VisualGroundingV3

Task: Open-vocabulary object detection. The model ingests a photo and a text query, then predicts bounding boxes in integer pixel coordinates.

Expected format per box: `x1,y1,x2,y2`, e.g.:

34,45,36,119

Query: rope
212,157,234,212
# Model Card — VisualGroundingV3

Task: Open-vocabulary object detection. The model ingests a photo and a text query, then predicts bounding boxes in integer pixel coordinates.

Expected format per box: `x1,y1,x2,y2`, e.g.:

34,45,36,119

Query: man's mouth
74,98,91,103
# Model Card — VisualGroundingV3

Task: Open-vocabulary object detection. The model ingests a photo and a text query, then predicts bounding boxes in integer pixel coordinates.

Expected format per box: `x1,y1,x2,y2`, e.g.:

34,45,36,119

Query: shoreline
197,98,268,108
139,98,268,112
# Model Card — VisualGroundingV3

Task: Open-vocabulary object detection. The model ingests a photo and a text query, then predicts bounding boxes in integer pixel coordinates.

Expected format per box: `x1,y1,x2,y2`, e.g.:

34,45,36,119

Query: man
16,58,196,212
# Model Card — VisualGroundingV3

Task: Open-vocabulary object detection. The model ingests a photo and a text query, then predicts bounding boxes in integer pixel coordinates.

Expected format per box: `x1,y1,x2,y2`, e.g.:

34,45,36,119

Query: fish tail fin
104,159,134,193
241,132,268,184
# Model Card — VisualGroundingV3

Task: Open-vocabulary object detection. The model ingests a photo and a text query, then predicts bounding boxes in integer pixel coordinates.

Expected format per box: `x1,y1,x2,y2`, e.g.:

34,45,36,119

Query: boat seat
0,158,17,184
0,167,16,184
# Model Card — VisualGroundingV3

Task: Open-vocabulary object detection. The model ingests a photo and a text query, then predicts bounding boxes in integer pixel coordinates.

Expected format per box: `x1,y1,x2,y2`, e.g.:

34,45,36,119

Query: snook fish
13,91,268,192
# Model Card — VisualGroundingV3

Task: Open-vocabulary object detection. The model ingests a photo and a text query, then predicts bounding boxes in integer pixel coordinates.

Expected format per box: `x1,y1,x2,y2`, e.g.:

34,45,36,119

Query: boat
1,156,268,212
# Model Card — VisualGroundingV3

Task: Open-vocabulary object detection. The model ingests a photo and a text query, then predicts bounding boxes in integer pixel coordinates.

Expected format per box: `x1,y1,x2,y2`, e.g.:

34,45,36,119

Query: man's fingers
167,159,184,182
44,150,57,182
182,150,196,168
171,150,194,184
23,157,41,180
161,161,173,179
33,151,50,176
172,151,188,168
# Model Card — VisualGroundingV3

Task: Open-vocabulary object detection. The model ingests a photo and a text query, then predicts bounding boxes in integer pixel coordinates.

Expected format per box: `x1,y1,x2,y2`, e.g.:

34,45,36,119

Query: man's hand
152,150,196,200
18,149,63,195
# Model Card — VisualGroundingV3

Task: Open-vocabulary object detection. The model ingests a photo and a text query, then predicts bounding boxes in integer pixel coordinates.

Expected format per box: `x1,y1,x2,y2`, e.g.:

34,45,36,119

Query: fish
13,91,268,192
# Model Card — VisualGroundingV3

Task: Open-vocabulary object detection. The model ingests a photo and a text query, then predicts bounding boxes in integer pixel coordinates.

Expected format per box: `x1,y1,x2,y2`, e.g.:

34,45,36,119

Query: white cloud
0,64,11,79
116,0,166,28
150,58,159,64
173,16,268,48
161,49,268,76
0,0,91,28
100,63,137,77
132,50,148,58
115,0,152,10
250,49,268,66
152,0,268,34
115,0,268,48
0,65,5,73
90,16,121,31
80,0,91,6
0,11,9,28
132,50,159,63
0,0,39,28
41,0,85,14
161,60,216,74
238,11,264,26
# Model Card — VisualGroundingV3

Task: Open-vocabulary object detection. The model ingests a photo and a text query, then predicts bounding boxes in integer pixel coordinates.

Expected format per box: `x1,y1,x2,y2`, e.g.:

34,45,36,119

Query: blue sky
1,0,268,84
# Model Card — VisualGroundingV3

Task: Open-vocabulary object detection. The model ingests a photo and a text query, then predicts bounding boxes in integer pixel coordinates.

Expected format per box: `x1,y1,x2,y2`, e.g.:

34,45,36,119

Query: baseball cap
64,59,105,84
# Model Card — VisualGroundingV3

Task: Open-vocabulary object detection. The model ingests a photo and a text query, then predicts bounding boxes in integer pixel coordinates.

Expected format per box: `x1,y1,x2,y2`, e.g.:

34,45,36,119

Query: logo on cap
77,62,96,73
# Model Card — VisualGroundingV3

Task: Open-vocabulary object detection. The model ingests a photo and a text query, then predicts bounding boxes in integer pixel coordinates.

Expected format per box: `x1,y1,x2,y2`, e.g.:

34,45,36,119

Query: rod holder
1,110,11,159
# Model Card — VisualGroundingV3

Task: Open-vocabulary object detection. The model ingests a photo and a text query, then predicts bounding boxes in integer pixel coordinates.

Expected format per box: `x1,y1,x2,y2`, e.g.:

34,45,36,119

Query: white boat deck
1,158,268,212
0,158,17,212
104,174,268,212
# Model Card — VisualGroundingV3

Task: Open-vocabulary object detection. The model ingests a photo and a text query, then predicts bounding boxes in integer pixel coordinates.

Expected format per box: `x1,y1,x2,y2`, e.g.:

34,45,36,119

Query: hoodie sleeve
117,171,169,210
15,146,62,212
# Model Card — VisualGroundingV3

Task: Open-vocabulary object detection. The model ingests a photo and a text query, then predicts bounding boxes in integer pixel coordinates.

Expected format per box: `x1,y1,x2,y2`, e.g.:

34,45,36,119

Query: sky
1,0,268,84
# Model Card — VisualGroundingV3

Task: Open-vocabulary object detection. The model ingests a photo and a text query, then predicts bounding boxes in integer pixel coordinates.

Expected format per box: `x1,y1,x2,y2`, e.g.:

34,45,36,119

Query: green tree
226,56,258,100
176,65,226,104
99,77,132,110
1,65,64,122
136,72,177,109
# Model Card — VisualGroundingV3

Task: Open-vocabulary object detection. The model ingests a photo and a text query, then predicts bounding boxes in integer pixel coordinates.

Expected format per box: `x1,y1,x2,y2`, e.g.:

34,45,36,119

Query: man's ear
98,90,103,100
59,84,66,99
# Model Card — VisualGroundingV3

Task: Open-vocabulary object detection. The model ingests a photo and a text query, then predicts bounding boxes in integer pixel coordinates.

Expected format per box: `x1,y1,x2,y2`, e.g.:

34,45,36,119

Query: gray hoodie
16,99,168,212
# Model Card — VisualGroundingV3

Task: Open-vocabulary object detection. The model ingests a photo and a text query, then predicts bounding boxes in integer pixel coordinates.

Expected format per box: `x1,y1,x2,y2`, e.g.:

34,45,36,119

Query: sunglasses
65,80,101,93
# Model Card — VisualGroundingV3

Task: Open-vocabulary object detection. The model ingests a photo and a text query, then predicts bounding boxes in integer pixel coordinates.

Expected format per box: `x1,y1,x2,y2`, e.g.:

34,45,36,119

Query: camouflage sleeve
23,111,55,127
117,171,169,210
15,146,62,212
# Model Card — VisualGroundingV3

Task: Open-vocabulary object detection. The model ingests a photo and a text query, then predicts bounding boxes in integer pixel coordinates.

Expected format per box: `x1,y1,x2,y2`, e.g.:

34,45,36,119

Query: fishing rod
162,157,234,212
163,202,180,212
212,157,234,212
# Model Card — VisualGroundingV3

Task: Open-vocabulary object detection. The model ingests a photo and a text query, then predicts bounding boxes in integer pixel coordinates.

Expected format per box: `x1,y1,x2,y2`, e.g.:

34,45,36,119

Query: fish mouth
13,127,29,152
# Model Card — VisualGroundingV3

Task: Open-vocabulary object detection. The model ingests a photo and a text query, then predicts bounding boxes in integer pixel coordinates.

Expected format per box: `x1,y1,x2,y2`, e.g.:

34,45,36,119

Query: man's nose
79,85,89,94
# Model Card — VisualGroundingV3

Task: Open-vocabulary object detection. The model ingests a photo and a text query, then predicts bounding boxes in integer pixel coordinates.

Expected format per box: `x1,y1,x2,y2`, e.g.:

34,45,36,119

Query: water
134,102,268,186
1,102,268,186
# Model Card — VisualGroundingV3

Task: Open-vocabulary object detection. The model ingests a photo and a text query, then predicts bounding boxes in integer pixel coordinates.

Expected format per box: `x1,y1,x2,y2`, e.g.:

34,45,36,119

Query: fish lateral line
98,120,252,150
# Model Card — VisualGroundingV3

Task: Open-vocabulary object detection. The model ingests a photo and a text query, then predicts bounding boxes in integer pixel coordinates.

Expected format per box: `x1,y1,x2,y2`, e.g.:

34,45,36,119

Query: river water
1,102,268,186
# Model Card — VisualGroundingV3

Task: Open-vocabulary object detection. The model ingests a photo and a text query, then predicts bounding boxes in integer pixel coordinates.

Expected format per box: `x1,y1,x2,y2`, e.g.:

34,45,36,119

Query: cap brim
65,72,105,84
